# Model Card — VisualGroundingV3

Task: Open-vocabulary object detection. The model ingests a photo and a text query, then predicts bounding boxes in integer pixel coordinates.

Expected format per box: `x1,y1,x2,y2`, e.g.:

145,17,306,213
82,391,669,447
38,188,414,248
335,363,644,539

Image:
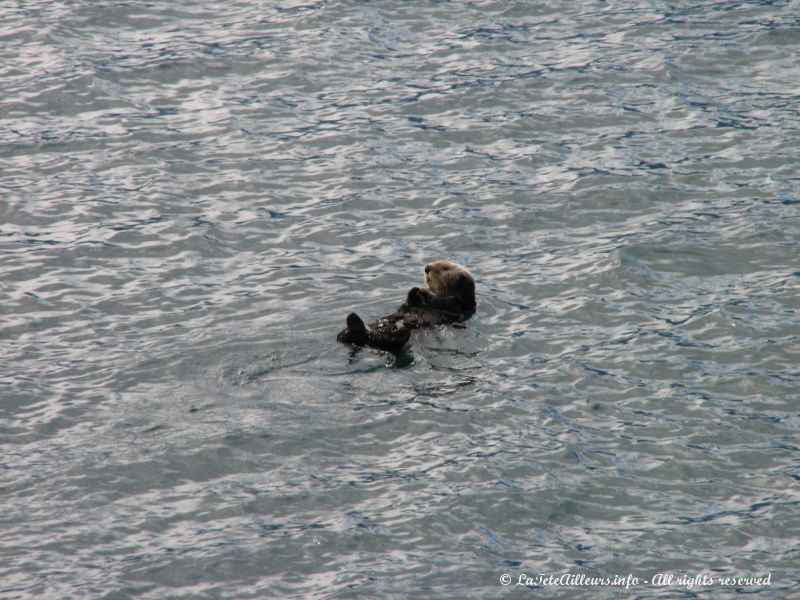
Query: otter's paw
337,312,369,346
405,287,428,308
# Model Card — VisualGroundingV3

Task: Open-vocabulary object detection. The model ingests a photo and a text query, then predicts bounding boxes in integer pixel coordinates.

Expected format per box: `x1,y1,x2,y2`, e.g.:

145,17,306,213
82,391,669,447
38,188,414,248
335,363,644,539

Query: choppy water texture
2,1,799,598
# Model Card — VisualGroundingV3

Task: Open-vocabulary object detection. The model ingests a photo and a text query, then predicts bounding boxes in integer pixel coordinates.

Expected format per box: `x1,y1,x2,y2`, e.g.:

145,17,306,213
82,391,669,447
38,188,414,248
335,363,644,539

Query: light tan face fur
424,260,471,296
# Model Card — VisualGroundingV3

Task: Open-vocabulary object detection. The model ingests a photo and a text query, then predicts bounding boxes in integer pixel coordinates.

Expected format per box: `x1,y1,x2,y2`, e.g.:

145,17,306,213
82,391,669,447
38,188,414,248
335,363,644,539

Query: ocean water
1,1,798,598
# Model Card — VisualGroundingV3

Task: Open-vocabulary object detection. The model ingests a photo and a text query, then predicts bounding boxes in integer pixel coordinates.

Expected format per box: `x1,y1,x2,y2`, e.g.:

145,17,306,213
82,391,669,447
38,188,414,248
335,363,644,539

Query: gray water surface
2,1,799,598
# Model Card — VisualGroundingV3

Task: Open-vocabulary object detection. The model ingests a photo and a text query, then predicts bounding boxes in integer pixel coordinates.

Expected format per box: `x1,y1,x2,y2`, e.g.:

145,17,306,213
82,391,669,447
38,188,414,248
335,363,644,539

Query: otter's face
424,260,474,296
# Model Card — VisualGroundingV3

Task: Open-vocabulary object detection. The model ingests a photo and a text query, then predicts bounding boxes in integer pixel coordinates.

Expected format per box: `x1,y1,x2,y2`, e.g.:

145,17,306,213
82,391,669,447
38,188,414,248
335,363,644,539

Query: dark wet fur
337,274,476,353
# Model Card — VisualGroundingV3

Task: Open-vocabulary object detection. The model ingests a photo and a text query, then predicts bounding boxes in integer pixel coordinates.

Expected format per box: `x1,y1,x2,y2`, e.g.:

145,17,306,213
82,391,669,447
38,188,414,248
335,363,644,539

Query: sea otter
337,260,476,352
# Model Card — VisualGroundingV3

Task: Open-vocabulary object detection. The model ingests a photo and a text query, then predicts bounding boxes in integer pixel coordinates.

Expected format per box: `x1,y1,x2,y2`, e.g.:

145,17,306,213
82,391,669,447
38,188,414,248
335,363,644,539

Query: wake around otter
337,260,476,353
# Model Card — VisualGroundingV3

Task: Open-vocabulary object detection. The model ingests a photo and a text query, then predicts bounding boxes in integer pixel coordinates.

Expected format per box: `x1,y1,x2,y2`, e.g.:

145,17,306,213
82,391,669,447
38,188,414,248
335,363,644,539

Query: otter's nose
424,265,431,274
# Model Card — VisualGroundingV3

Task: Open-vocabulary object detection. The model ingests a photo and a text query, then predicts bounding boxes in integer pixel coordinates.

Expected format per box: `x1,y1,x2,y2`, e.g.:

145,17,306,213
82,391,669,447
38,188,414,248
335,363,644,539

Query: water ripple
2,0,799,598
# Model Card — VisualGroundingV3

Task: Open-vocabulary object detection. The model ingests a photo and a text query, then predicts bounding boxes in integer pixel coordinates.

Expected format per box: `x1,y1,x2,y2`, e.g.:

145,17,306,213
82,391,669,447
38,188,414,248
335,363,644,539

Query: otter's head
424,260,475,301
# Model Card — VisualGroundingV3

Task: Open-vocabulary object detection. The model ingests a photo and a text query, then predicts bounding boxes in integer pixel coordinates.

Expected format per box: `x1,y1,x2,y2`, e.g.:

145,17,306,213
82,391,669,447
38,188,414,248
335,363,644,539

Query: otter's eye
442,266,449,271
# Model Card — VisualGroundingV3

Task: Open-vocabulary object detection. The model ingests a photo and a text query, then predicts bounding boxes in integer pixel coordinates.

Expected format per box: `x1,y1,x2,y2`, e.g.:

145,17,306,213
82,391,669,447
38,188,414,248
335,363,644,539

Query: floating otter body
337,260,476,353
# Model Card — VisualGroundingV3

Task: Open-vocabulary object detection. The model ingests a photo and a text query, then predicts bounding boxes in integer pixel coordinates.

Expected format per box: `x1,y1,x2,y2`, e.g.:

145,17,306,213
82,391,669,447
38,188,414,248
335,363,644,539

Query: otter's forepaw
406,287,428,308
